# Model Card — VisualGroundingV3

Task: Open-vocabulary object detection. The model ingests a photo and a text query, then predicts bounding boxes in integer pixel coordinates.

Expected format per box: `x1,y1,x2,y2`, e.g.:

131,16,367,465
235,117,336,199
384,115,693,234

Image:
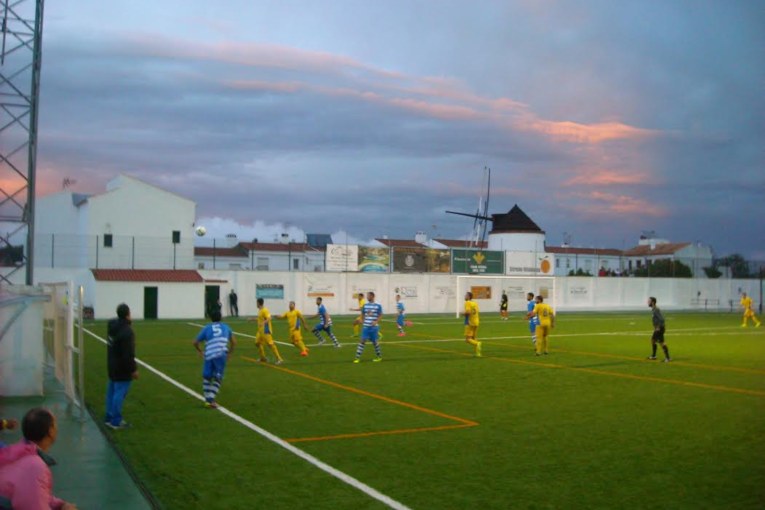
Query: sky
21,0,765,255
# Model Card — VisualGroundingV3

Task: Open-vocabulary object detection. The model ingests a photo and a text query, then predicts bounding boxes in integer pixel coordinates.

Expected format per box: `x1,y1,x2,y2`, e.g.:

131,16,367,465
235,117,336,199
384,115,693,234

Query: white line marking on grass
186,322,294,348
81,326,412,510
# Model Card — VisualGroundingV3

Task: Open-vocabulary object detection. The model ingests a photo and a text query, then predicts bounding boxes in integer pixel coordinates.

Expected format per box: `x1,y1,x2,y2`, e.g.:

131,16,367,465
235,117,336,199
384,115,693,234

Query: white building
623,239,713,277
546,246,624,276
35,175,196,270
194,241,326,272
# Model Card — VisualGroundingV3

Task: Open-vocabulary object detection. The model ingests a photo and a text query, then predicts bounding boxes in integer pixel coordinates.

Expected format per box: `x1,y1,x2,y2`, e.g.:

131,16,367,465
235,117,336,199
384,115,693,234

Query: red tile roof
91,269,203,282
546,246,623,256
375,239,423,248
623,242,691,257
435,239,489,249
194,246,248,258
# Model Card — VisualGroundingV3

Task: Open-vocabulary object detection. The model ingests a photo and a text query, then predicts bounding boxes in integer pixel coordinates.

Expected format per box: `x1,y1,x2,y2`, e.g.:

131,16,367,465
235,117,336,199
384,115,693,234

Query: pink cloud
519,119,657,143
564,169,651,186
566,190,667,217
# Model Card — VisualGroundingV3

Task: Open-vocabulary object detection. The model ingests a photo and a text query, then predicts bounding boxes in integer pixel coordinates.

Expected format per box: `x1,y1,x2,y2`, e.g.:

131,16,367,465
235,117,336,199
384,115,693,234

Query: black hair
368,291,375,298
536,295,544,302
527,292,534,298
257,298,264,306
210,310,222,322
649,296,657,306
316,297,323,303
116,303,130,320
22,407,54,443
466,292,473,299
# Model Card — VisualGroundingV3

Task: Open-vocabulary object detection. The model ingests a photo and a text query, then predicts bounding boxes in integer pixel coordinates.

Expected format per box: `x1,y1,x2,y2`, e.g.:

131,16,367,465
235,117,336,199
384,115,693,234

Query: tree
715,254,750,278
633,259,692,278
703,266,722,279
568,268,592,276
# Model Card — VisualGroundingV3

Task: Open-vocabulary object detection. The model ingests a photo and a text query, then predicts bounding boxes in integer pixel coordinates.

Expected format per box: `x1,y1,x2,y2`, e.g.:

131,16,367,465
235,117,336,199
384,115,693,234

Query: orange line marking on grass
241,356,478,443
480,341,765,376
394,344,765,397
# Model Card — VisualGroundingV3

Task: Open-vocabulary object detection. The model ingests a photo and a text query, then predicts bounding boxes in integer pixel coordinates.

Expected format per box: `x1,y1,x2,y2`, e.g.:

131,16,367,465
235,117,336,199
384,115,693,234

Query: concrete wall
5,267,761,319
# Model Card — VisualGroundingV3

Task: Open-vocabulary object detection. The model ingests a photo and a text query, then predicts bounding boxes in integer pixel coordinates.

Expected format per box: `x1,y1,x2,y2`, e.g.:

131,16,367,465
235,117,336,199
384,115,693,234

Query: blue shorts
397,315,405,327
362,325,379,342
313,324,332,334
203,356,227,380
528,319,538,334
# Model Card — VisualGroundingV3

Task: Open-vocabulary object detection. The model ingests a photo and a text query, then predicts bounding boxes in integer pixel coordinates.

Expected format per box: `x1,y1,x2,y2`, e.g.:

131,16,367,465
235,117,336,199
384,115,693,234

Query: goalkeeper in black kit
647,297,671,362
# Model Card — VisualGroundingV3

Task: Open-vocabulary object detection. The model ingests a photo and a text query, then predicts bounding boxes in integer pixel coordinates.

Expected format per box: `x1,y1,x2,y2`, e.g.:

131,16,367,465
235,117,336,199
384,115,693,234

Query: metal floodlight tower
1,0,45,285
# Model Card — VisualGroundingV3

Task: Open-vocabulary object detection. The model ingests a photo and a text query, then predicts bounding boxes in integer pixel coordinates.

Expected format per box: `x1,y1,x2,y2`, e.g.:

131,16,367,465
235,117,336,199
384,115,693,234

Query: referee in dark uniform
500,291,509,321
647,296,671,362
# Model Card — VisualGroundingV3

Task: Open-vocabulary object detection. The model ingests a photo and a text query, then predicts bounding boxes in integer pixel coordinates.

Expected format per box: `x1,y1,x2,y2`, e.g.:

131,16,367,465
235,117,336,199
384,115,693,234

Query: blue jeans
105,380,132,426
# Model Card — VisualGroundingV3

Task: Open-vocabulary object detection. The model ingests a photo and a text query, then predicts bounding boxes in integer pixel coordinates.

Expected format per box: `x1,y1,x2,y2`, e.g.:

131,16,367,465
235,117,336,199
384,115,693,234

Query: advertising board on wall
358,247,390,273
452,249,504,274
325,244,359,272
255,284,284,299
505,252,556,276
392,247,450,273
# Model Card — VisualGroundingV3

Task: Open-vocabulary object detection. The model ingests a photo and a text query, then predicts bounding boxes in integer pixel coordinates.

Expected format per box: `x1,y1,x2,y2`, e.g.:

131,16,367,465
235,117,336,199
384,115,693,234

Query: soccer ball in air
195,226,207,237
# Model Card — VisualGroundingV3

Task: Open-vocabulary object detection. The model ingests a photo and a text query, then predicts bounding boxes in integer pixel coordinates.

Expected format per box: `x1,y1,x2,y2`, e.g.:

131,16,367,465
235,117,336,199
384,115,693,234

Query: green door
144,287,158,319
205,285,221,318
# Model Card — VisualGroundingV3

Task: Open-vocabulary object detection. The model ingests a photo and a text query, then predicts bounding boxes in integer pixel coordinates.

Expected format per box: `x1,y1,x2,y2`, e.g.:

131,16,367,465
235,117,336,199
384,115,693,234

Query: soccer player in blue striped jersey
526,292,539,346
354,292,383,363
310,297,341,347
395,294,407,336
194,310,235,409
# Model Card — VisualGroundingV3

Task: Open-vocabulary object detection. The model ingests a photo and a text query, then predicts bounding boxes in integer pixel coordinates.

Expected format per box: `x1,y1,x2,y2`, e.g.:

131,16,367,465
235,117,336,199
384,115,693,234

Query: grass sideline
81,311,765,509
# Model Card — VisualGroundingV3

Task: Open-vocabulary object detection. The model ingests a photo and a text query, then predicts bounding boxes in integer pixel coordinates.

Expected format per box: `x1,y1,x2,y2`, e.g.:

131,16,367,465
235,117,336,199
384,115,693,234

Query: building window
293,258,300,270
198,262,206,269
103,234,113,248
566,258,570,269
555,258,560,268
256,257,269,271
172,230,181,244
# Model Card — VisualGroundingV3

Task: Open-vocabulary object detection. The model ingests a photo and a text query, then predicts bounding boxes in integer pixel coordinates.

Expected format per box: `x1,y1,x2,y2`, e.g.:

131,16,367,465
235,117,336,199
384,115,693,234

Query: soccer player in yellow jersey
276,301,310,356
740,292,761,328
350,292,366,337
248,298,283,364
529,295,555,356
462,292,482,357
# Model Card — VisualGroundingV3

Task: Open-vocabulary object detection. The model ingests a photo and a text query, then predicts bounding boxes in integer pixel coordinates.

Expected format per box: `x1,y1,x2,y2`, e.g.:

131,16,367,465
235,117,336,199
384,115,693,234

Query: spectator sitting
0,418,18,449
0,408,77,510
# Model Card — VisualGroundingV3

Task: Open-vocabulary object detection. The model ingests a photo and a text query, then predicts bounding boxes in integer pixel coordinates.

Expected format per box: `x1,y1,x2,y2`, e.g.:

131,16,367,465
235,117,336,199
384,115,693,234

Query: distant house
35,174,196,270
194,241,326,272
623,239,713,276
545,246,624,276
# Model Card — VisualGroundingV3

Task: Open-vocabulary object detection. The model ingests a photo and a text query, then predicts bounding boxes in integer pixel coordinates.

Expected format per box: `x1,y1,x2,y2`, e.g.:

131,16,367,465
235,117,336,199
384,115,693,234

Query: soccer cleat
647,356,657,360
259,357,268,363
275,359,284,365
300,351,308,357
205,401,219,409
334,343,342,348
663,358,672,363
353,358,360,364
106,420,131,429
543,352,549,355
318,338,326,345
373,357,382,362
397,332,406,337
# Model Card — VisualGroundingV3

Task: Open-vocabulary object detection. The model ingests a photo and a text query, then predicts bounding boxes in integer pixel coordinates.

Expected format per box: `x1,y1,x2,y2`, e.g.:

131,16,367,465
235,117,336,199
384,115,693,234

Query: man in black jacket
105,303,138,430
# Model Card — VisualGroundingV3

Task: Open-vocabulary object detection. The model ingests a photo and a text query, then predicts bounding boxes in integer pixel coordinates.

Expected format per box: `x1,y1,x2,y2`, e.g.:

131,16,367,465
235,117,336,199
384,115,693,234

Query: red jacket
0,440,65,509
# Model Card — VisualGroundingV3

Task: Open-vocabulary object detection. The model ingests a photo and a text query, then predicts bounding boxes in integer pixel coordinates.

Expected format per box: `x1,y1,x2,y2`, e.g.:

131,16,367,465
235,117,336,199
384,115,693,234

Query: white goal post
455,275,557,318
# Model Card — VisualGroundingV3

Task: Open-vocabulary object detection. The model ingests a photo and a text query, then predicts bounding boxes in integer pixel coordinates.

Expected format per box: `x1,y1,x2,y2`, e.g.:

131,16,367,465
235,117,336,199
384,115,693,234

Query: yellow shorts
464,325,478,339
538,325,551,337
744,309,755,318
290,331,303,343
256,333,274,345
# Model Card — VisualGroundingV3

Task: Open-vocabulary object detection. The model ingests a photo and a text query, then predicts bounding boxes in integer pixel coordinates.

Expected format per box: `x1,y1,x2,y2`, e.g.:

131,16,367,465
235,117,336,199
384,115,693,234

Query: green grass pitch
81,311,765,509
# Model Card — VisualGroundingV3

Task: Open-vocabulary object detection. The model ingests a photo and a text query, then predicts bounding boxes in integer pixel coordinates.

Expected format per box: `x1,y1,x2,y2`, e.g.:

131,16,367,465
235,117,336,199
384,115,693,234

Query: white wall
488,232,545,252
8,266,762,318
